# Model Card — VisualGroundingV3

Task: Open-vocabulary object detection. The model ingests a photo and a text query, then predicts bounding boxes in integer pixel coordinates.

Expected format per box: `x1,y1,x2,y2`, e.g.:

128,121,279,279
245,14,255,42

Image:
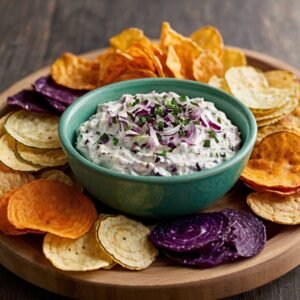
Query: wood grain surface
0,0,299,299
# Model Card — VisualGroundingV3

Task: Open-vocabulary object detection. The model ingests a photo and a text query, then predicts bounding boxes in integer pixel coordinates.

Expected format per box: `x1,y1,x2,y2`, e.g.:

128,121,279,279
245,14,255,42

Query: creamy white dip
76,92,241,176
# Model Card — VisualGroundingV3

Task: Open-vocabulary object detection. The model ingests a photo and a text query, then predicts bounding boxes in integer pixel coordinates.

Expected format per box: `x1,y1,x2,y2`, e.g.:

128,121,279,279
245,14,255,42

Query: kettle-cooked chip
43,229,115,271
40,170,73,186
247,191,300,225
110,28,146,51
222,48,247,72
96,215,158,270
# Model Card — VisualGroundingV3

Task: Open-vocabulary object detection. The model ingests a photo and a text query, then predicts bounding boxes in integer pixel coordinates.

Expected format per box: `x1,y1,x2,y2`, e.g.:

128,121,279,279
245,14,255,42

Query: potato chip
165,46,184,78
222,47,247,72
193,50,224,83
190,25,224,58
96,215,158,270
0,134,41,171
16,143,67,167
277,106,300,128
0,112,13,137
7,179,97,238
110,28,146,51
0,168,34,198
115,69,157,82
43,229,114,271
257,125,300,144
208,75,231,93
5,110,60,149
40,170,73,186
265,70,300,92
225,67,292,109
256,114,290,128
247,191,300,225
51,52,99,90
160,22,202,79
241,132,300,190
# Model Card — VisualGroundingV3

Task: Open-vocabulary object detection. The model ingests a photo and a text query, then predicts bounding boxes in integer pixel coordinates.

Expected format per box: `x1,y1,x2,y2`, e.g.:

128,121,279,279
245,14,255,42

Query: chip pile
150,209,266,268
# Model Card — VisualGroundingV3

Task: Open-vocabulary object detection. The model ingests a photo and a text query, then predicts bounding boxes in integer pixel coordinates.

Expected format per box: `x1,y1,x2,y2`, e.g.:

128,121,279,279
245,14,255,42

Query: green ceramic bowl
59,78,256,218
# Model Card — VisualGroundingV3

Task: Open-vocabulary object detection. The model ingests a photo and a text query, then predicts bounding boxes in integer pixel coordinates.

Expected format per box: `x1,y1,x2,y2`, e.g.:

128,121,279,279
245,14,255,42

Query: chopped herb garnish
156,150,167,157
194,120,200,125
158,121,164,131
112,137,119,146
139,116,147,124
171,98,177,106
154,107,163,117
208,130,219,143
190,101,199,107
217,117,222,123
98,133,109,144
179,129,185,137
180,95,188,102
203,140,211,147
183,118,190,126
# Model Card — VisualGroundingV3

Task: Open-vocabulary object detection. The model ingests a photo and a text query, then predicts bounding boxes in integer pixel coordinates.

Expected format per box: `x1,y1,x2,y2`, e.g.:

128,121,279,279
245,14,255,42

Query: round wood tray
0,48,299,300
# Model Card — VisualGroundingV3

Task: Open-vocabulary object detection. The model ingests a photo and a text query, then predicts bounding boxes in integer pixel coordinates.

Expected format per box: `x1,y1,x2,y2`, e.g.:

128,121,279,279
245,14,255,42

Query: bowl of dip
59,78,257,218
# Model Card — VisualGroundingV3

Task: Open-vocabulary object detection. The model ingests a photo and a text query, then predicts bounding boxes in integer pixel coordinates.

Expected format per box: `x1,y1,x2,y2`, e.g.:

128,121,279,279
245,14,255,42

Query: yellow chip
0,168,34,198
96,215,158,270
115,69,157,82
51,52,99,90
225,67,291,109
43,229,115,271
16,143,67,167
208,75,231,93
190,25,224,58
165,45,184,78
193,50,224,83
256,114,290,128
247,191,300,225
265,70,299,89
110,28,146,51
40,170,73,186
5,110,60,149
222,47,247,72
277,106,300,128
0,112,13,137
0,134,41,171
257,125,300,144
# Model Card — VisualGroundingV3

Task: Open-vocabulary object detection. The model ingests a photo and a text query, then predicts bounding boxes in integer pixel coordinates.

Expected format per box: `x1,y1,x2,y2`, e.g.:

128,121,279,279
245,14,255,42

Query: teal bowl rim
59,78,257,184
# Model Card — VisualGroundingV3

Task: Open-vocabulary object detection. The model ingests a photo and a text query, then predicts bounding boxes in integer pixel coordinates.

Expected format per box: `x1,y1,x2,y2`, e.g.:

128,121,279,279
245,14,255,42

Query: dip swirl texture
76,92,241,176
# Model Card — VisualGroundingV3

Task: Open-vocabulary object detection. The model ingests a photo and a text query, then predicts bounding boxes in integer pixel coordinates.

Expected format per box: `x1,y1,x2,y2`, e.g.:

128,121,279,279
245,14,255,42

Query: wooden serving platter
0,48,299,300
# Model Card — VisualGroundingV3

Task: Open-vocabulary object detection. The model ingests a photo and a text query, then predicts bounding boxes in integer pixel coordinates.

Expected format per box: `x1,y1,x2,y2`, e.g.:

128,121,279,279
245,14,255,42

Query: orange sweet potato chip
51,52,99,90
7,179,97,239
241,131,300,190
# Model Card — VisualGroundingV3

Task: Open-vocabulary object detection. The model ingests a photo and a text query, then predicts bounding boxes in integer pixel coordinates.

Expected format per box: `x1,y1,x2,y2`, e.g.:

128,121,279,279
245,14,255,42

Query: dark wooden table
0,0,299,299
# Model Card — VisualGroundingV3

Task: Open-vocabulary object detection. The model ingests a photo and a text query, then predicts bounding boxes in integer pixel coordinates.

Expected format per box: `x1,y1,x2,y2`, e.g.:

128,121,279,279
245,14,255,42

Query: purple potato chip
222,209,266,257
7,90,53,113
150,212,229,252
44,97,68,112
34,76,85,105
163,240,238,268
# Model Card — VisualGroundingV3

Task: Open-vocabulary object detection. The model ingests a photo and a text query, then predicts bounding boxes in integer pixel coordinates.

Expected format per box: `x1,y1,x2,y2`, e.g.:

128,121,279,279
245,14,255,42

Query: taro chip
241,131,300,190
193,50,224,83
96,215,158,270
110,28,146,51
222,47,247,72
7,90,53,114
51,53,99,90
44,97,68,112
190,25,224,58
5,110,60,149
43,230,115,271
34,76,85,105
247,191,300,225
222,209,266,257
7,179,97,238
150,212,229,252
16,142,68,167
0,134,41,172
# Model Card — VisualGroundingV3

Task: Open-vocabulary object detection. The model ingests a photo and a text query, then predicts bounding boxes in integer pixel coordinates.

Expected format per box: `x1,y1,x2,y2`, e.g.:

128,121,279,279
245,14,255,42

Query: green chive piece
204,140,210,147
155,107,163,117
158,121,164,130
140,116,147,124
208,130,219,143
171,98,177,106
98,133,109,143
183,119,190,126
112,137,119,146
180,95,187,102
217,117,222,123
156,150,167,157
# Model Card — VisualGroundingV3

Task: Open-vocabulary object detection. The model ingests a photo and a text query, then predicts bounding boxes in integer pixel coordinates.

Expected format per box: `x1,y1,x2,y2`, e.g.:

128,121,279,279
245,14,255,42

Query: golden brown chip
0,168,34,198
0,112,13,137
110,28,146,51
40,170,73,186
7,179,97,238
165,45,184,78
0,134,41,171
208,75,231,93
96,215,158,270
277,106,300,128
51,52,99,90
247,191,300,225
193,50,224,83
115,69,157,82
43,229,115,271
190,25,224,58
222,47,247,72
241,131,300,190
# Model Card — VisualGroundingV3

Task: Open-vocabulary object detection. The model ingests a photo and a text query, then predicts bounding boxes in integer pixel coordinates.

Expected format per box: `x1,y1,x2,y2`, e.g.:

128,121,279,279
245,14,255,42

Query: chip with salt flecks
222,47,247,72
190,25,224,58
51,53,99,90
7,179,97,238
96,215,158,270
208,75,231,93
247,191,300,225
43,228,115,271
241,131,300,190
